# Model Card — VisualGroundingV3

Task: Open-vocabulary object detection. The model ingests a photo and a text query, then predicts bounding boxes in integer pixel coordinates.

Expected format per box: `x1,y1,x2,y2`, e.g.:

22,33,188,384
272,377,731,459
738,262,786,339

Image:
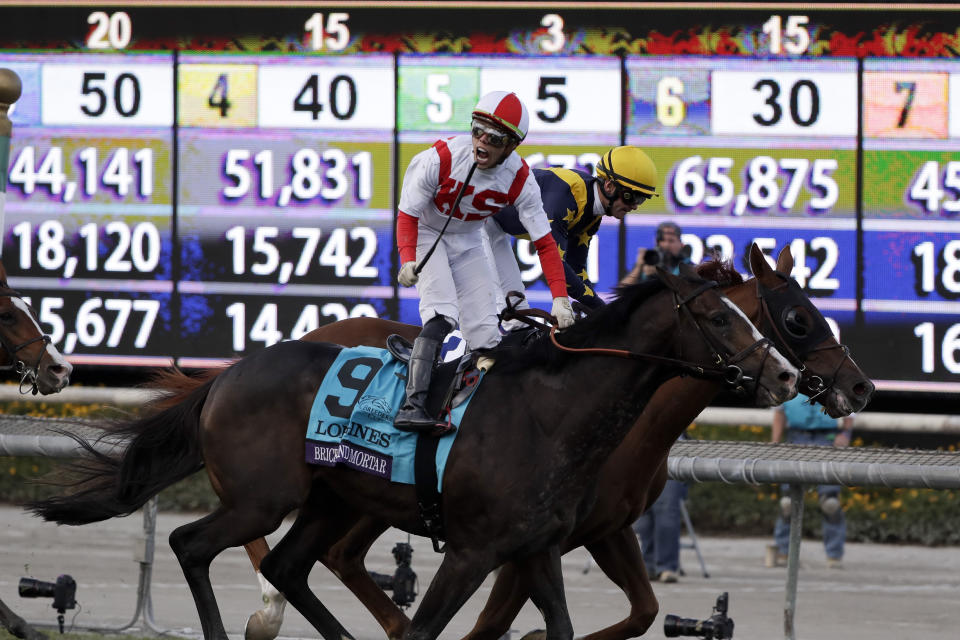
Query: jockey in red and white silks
393,90,573,432
397,134,568,351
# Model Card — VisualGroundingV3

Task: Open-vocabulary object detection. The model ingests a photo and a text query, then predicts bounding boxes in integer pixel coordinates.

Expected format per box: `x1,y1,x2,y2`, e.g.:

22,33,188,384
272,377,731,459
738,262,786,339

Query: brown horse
236,245,873,640
28,267,797,640
0,259,72,394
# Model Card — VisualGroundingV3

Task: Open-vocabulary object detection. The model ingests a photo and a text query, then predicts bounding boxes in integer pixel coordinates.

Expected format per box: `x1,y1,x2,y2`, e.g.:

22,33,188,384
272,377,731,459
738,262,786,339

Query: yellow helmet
596,146,658,197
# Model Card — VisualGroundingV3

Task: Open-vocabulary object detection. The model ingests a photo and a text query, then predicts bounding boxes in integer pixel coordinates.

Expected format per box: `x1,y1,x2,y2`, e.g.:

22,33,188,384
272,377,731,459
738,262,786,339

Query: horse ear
775,245,794,276
748,243,771,278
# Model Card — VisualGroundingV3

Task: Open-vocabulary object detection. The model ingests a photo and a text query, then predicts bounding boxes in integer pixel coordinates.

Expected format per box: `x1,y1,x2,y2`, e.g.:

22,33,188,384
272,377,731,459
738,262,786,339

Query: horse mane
696,258,744,286
494,277,669,374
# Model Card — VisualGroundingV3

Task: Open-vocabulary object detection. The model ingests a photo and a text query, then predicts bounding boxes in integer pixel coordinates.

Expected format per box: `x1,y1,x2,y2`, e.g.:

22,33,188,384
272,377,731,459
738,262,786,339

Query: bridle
547,279,774,393
0,290,53,395
753,275,853,403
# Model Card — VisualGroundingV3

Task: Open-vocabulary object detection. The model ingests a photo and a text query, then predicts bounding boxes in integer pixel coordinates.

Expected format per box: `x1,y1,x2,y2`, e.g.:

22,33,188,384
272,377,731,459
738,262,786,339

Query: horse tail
27,375,216,526
144,366,225,411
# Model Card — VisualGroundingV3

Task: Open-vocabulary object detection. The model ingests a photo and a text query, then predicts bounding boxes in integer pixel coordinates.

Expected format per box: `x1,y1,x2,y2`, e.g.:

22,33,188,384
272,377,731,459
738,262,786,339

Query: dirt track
2,505,958,640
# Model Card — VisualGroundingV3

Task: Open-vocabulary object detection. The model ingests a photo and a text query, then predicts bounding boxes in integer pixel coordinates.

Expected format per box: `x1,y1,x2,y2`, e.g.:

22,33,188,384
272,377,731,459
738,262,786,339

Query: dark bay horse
0,259,72,394
236,244,873,640
28,268,797,640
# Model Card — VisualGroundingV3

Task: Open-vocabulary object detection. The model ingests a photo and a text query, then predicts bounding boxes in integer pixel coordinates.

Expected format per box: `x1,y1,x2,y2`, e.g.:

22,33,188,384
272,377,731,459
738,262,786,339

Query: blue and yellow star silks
493,167,605,309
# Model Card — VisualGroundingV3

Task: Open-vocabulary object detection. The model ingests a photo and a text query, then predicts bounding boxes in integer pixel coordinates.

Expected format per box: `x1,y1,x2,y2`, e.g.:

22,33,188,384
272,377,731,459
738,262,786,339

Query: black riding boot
394,336,443,432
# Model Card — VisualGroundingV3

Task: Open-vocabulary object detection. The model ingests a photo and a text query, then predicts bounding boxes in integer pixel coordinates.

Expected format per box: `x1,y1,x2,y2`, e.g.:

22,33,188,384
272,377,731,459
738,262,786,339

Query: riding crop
414,161,478,276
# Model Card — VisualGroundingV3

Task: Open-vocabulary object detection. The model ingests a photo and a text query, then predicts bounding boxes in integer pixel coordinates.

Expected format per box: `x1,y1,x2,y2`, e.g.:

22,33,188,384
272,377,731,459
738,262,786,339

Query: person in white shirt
394,90,574,432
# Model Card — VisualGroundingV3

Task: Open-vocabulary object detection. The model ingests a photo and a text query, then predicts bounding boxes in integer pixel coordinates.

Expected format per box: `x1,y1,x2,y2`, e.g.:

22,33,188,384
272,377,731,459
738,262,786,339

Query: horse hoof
244,610,282,640
519,630,546,640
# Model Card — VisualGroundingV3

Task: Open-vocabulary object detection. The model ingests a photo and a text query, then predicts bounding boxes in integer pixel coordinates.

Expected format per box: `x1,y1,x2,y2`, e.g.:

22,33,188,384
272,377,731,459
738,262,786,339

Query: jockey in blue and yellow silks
485,146,658,313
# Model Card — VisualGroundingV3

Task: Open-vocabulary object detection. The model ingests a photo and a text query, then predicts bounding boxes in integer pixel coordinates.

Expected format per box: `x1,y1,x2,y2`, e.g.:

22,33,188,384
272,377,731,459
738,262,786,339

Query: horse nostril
853,380,874,397
778,370,795,383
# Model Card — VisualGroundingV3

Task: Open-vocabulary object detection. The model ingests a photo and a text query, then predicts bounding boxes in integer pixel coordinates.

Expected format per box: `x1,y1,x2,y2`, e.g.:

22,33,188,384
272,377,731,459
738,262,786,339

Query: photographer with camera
626,220,693,583
622,220,692,285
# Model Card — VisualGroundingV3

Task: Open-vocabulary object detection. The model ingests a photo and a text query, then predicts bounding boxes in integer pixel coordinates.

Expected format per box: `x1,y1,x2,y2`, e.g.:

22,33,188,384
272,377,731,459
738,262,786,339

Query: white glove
398,261,419,287
551,296,575,329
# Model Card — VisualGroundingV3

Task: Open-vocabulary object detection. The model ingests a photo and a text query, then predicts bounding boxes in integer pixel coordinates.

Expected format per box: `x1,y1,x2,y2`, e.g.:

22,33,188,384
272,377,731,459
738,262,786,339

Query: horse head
725,243,874,417
648,267,798,408
0,261,72,394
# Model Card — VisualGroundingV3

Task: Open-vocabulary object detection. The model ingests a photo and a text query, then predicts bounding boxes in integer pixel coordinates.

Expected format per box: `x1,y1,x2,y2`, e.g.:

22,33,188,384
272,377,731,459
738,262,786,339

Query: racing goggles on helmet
471,120,512,148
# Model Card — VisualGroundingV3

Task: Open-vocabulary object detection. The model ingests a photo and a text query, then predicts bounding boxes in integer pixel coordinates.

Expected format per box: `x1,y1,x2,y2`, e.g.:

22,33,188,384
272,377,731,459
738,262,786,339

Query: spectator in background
629,221,694,583
633,463,688,583
766,394,854,569
621,220,692,285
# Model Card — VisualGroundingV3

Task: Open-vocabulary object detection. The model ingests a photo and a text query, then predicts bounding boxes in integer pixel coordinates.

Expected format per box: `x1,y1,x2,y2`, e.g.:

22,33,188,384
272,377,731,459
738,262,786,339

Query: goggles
614,184,650,206
471,120,512,148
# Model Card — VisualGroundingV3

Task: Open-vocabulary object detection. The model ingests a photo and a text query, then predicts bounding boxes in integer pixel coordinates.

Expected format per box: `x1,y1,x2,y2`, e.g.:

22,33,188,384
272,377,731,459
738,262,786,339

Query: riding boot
394,336,443,432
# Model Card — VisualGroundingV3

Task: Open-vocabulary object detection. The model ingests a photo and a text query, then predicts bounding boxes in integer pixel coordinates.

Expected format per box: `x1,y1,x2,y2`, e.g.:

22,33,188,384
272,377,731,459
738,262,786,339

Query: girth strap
414,434,446,552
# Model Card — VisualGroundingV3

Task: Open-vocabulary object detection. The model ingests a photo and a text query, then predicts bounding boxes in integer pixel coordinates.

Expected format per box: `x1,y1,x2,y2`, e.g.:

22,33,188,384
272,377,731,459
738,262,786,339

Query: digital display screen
1,2,958,391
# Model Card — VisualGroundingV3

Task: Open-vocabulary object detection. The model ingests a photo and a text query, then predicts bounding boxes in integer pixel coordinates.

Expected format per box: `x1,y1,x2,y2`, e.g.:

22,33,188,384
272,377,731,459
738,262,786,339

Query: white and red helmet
471,91,529,142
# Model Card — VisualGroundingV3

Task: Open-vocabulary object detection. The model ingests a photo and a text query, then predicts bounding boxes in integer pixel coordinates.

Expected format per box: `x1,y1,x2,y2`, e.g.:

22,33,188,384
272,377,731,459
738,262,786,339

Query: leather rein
546,281,772,391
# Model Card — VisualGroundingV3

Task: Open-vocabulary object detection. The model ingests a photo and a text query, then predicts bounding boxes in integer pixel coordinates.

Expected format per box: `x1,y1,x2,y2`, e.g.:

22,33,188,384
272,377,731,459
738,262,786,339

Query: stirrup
394,408,445,433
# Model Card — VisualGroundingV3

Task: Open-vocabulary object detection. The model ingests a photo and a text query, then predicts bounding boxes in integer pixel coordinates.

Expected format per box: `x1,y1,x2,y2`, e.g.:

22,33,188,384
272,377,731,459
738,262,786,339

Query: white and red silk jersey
398,135,552,242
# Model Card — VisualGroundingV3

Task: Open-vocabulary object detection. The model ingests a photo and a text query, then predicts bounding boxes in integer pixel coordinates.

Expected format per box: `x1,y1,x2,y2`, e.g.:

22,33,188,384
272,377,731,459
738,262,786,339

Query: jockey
394,90,574,432
484,145,658,314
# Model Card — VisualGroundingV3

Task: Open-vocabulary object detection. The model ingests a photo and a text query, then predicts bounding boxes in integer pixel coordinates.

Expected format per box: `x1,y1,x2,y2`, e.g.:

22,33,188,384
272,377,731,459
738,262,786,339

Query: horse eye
783,308,810,337
0,312,14,324
710,313,729,328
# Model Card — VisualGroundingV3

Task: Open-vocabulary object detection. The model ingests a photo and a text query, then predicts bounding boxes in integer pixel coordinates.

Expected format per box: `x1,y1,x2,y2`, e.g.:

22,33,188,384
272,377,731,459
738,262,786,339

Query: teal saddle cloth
305,345,481,491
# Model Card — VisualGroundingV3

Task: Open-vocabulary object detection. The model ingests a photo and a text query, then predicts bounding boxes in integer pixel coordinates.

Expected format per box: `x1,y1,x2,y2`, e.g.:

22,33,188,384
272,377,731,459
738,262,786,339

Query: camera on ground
664,591,734,639
19,575,77,633
368,542,418,608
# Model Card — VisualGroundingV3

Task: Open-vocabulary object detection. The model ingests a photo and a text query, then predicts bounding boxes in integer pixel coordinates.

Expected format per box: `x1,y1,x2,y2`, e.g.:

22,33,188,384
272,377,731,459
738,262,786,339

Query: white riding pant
481,221,530,314
416,226,501,352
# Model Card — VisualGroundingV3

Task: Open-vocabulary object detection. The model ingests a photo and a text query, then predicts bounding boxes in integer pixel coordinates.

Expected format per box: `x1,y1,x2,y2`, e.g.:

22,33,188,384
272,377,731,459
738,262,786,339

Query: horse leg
320,516,410,640
243,538,287,640
514,547,573,640
579,527,658,640
404,548,498,640
460,561,529,640
258,488,361,640
169,507,287,640
246,515,407,640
